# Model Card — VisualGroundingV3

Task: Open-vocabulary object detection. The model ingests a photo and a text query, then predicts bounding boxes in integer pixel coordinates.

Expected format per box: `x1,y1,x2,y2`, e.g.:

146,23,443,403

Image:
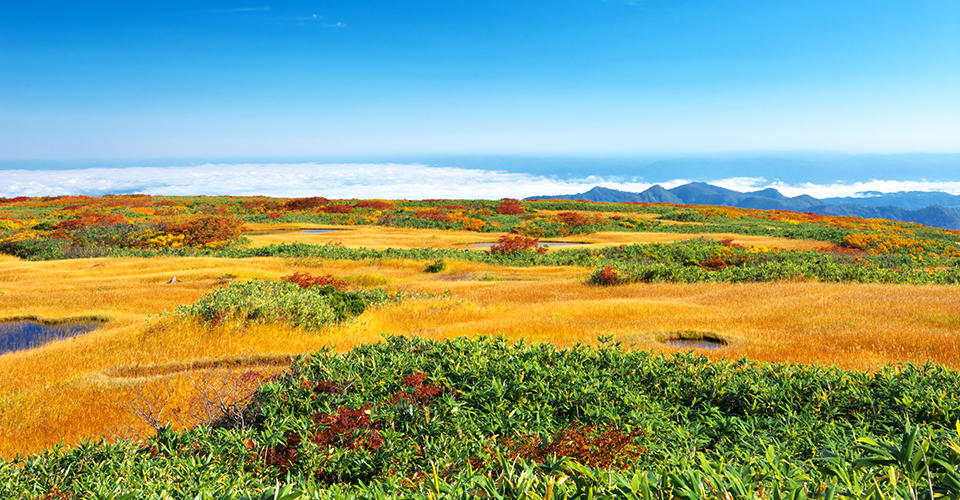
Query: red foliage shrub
699,254,750,270
719,239,747,250
49,212,126,231
282,272,348,290
243,200,284,212
310,405,383,452
0,196,30,203
819,244,865,255
48,219,86,231
500,424,646,469
439,204,468,210
489,234,547,255
386,371,447,408
496,198,526,215
354,200,395,210
284,197,329,211
555,211,596,227
263,433,301,473
699,257,730,270
414,210,452,222
592,265,620,285
163,216,244,246
319,204,354,214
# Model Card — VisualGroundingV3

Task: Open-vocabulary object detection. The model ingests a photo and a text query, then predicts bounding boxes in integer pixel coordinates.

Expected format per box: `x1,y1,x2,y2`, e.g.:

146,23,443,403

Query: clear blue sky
1,0,958,160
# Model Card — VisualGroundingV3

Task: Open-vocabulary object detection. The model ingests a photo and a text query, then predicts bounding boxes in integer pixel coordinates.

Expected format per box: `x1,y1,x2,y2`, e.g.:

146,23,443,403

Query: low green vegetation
135,238,959,285
175,278,395,331
589,238,960,285
4,336,959,499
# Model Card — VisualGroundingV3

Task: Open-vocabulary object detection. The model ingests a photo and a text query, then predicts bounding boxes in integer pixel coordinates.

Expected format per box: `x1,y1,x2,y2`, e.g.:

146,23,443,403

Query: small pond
469,242,585,248
0,320,102,355
301,230,339,234
660,330,728,350
664,339,727,350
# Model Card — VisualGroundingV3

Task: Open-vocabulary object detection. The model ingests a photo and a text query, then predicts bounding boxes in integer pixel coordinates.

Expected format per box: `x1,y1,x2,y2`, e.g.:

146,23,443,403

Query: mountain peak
523,183,960,230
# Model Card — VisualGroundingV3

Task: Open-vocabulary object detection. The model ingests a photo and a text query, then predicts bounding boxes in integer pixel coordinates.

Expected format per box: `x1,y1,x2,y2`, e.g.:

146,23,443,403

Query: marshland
0,194,958,499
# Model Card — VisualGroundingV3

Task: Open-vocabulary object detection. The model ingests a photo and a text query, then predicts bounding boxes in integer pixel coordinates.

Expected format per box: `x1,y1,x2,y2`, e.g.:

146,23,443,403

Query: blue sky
1,0,958,160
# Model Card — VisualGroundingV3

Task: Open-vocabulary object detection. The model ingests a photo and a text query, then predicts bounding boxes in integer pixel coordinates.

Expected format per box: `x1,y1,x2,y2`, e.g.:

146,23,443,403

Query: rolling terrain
0,194,958,498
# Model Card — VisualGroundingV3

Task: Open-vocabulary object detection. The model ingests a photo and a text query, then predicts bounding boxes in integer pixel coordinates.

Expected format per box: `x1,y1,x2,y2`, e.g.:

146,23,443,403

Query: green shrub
175,279,392,329
424,260,447,273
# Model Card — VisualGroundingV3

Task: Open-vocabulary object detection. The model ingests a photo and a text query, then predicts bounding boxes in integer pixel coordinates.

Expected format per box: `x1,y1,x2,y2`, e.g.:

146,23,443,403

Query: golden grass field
0,225,958,458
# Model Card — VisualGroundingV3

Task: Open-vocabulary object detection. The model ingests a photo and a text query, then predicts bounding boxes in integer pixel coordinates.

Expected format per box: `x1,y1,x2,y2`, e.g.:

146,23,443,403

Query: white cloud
764,180,960,198
0,163,643,199
709,177,768,192
2,163,959,201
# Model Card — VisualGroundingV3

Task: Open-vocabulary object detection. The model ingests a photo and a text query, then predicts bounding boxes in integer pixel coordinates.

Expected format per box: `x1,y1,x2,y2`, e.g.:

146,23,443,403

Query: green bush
175,279,393,329
0,237,69,260
424,260,447,273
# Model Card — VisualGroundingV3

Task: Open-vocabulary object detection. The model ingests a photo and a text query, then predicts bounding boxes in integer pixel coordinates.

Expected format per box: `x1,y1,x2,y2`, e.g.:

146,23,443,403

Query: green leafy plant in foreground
4,337,960,498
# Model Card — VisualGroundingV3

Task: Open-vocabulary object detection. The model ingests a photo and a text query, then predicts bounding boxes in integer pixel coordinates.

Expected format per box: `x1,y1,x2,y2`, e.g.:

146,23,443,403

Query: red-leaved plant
489,234,547,255
496,198,526,215
281,272,348,290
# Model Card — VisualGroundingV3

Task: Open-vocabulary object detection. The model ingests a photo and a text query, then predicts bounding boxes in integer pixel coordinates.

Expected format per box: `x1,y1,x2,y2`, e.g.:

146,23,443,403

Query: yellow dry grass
244,224,826,251
0,228,958,458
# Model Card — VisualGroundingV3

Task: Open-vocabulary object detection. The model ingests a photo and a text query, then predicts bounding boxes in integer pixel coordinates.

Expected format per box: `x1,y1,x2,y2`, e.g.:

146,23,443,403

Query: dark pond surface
301,230,339,234
0,321,101,354
664,339,727,350
469,242,585,248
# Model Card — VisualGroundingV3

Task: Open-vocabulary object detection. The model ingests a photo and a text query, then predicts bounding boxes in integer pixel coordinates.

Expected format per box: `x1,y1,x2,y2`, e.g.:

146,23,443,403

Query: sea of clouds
3,163,960,200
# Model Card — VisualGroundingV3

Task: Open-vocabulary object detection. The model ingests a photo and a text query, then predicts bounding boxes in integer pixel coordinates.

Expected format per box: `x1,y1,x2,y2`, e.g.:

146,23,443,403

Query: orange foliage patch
489,234,547,255
164,216,244,247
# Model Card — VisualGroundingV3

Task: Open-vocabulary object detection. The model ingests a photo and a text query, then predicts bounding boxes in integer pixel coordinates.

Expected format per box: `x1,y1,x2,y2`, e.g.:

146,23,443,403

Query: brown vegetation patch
102,354,295,380
0,314,111,325
656,330,730,348
432,271,479,281
497,423,646,470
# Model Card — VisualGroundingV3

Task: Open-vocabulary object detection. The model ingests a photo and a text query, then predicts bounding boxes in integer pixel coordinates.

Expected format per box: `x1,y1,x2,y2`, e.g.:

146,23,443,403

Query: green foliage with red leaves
5,336,960,498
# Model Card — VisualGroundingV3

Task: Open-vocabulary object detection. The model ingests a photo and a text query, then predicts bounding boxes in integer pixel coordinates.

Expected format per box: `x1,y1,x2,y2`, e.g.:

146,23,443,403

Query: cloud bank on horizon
4,163,960,200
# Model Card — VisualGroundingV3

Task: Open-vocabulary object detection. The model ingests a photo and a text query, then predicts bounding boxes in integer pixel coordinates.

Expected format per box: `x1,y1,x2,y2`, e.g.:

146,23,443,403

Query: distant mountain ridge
524,183,960,230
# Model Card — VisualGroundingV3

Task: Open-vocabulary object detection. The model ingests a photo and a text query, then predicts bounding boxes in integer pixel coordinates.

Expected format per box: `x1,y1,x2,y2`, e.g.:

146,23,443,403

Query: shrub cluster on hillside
1,195,958,284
